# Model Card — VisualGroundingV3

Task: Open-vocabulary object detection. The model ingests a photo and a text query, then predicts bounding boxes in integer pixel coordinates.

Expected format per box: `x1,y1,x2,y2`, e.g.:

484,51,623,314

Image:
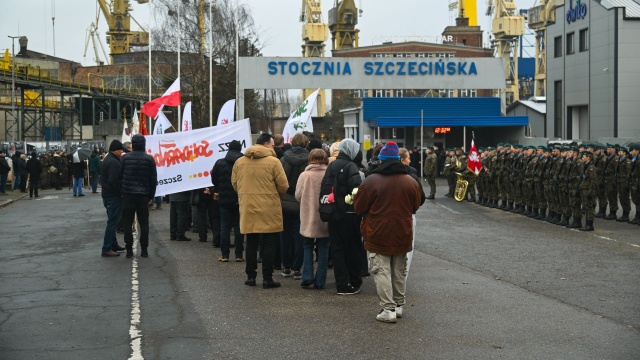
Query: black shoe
604,213,617,220
579,220,594,231
616,212,630,222
126,250,134,258
337,285,360,295
141,248,148,257
112,244,126,252
426,195,435,200
595,209,606,218
263,280,281,289
244,278,256,286
301,280,315,288
170,236,176,240
177,236,191,241
101,251,120,257
567,219,582,229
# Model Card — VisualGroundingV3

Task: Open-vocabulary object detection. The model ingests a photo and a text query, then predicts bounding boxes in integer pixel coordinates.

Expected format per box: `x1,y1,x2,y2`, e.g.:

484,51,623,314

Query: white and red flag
217,99,235,126
468,139,482,175
182,102,192,131
141,77,181,119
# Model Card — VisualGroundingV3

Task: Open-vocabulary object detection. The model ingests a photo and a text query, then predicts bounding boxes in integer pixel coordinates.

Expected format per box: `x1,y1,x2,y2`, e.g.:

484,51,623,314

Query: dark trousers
0,173,7,193
122,195,150,249
245,233,278,281
29,179,39,197
90,171,100,193
170,200,190,238
280,213,303,271
328,213,363,290
197,200,220,243
220,205,242,258
426,175,436,196
102,196,122,253
20,175,27,192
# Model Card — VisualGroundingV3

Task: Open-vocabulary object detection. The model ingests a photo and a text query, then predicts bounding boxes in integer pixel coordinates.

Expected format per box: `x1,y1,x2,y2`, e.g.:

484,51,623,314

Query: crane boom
96,0,149,62
528,0,557,97
300,0,328,116
328,0,360,50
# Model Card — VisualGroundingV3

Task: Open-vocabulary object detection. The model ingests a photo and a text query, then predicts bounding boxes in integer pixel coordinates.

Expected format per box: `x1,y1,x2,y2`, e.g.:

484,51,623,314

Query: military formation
442,142,640,232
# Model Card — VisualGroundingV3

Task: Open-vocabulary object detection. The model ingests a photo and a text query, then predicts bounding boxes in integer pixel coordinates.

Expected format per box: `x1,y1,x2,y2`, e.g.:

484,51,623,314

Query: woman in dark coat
26,151,42,198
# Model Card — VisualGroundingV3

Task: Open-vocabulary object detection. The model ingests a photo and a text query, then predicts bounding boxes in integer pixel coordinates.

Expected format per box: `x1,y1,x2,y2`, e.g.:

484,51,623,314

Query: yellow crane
300,0,328,117
528,0,557,97
456,0,478,26
486,0,525,105
97,0,149,62
328,0,361,50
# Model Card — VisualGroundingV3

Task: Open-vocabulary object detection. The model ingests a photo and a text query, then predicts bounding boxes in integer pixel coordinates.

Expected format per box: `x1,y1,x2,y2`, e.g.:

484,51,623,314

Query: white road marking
129,228,143,360
434,202,463,215
593,234,640,249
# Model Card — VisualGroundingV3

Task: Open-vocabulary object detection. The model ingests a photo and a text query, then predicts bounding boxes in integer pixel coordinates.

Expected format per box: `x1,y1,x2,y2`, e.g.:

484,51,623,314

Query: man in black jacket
101,140,125,257
211,140,244,261
120,134,158,258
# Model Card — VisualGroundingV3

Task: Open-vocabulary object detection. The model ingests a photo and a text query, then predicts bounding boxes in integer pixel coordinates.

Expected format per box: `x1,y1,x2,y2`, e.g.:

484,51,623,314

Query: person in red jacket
354,141,422,324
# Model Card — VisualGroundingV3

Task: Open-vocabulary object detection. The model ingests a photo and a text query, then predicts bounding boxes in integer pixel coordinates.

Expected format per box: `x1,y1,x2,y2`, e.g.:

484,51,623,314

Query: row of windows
554,28,589,57
372,53,456,58
352,89,477,98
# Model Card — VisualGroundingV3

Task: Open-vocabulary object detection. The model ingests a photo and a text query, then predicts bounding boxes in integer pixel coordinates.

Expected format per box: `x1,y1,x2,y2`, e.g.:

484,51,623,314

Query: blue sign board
566,0,587,24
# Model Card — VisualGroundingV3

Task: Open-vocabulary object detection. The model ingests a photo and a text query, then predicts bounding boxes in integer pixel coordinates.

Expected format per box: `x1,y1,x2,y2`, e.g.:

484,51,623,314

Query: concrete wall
617,10,640,139
507,103,546,138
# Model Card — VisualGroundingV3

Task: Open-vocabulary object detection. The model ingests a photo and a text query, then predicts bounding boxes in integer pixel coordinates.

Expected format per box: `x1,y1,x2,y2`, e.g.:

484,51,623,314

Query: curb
0,194,28,209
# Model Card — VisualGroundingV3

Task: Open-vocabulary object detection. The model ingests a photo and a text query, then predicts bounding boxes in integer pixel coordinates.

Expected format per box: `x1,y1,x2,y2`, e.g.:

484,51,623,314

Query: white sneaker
395,306,403,318
376,309,397,323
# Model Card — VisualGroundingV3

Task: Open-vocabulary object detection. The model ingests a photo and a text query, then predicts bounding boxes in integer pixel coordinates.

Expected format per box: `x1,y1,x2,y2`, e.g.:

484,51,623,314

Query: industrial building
546,0,640,141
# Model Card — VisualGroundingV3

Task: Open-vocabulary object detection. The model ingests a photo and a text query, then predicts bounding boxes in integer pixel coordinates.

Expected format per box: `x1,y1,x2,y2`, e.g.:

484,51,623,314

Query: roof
363,97,528,127
507,100,546,114
599,0,640,18
16,49,80,65
332,40,492,55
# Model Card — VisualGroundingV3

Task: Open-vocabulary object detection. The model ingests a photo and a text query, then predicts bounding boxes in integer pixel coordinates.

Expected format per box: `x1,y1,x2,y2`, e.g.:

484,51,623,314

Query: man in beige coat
232,133,289,289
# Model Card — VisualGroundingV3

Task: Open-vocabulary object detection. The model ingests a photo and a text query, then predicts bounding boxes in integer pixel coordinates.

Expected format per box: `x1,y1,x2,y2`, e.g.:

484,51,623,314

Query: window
438,53,447,58
438,89,454,98
353,89,362,98
395,89,404,97
417,53,426,58
396,53,404,58
374,89,383,98
460,89,476,98
384,53,393,58
554,81,563,138
373,53,383,58
384,89,393,97
427,53,436,58
566,32,575,55
579,29,589,52
554,36,562,58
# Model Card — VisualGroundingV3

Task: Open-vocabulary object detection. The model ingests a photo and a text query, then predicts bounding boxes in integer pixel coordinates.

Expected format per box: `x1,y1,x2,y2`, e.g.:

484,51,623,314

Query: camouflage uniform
616,152,632,221
579,156,598,230
602,151,619,219
524,151,538,216
629,150,640,224
594,151,607,217
567,154,584,228
424,151,437,197
558,152,572,225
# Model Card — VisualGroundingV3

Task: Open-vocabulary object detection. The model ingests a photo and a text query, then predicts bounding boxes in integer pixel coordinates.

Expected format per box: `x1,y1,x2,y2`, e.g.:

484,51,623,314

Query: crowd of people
436,142,640,232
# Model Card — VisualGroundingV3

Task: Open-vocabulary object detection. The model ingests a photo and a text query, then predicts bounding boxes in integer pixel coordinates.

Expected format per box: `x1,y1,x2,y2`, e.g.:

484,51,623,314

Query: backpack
319,161,350,222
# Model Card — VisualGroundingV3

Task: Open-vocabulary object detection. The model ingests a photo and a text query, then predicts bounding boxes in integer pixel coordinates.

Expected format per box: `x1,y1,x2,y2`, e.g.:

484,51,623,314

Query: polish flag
141,77,181,119
468,139,482,175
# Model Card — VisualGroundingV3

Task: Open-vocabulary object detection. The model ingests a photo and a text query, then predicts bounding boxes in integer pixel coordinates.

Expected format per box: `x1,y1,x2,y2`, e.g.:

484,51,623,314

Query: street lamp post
8,36,19,144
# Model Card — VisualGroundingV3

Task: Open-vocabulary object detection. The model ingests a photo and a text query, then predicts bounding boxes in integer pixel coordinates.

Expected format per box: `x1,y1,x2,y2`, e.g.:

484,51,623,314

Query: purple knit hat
378,141,400,160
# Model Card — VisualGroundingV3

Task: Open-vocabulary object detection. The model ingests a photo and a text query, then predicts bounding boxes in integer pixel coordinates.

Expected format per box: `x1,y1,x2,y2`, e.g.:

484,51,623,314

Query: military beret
606,143,615,149
463,151,469,156
618,146,629,153
514,144,523,149
570,142,578,146
537,145,545,150
497,143,504,147
570,146,579,151
581,151,593,157
503,143,511,147
543,147,551,152
629,144,640,151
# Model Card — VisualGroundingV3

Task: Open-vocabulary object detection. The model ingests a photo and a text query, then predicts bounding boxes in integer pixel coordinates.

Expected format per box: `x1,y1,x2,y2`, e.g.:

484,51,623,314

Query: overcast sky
0,0,537,65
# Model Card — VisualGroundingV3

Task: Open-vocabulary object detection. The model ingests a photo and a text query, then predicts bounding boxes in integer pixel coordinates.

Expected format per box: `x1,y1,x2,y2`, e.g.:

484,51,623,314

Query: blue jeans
220,205,243,258
153,196,162,206
90,171,99,192
280,214,303,271
102,197,122,252
12,174,20,190
302,237,330,288
0,173,7,193
73,177,83,195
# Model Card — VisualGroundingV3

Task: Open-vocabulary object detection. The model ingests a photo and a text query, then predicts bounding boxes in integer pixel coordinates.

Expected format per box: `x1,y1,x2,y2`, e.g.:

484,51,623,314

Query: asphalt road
1,180,639,359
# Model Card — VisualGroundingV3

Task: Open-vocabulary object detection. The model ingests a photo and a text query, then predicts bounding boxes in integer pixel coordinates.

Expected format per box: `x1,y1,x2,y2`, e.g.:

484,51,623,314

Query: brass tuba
454,172,469,202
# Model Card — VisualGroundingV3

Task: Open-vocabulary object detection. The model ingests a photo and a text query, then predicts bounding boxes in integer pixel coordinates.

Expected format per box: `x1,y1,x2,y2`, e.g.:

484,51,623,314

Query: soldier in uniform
567,147,584,229
602,144,620,220
461,151,477,202
532,146,546,219
502,144,514,211
444,148,453,197
594,145,608,218
557,147,572,226
628,144,640,225
548,146,562,224
424,146,437,200
511,145,525,213
616,146,632,222
494,143,505,208
579,151,598,231
488,147,499,207
540,147,553,220
479,148,491,206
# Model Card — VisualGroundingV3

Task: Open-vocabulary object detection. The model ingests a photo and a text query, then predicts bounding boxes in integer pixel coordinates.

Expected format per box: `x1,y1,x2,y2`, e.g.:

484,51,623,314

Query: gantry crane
328,0,361,50
486,0,525,106
84,22,110,65
528,0,557,97
97,0,150,62
300,0,328,117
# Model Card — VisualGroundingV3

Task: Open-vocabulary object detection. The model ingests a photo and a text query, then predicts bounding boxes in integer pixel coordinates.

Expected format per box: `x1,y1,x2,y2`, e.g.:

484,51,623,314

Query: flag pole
420,109,424,180
148,0,153,133
235,0,239,121
177,1,182,131
463,126,467,152
209,0,213,127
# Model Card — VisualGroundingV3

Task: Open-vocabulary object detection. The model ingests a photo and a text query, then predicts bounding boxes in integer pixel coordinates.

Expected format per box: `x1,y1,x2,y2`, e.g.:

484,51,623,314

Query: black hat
228,140,242,151
308,138,323,150
109,140,124,152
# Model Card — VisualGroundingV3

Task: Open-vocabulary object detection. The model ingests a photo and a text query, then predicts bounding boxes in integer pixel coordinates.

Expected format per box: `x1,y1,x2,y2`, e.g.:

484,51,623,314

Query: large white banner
146,118,252,197
282,89,317,144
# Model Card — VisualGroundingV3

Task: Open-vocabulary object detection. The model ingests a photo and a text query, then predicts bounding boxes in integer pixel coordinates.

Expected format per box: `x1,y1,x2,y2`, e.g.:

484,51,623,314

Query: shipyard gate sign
237,57,506,119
